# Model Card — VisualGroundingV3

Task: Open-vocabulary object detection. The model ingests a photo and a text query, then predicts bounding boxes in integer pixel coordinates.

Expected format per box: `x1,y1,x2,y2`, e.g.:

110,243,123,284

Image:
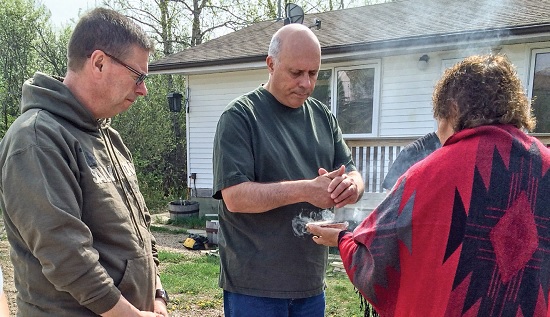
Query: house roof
150,0,550,72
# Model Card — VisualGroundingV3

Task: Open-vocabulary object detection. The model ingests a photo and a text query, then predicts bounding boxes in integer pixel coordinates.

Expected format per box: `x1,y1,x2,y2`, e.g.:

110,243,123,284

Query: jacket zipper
100,128,145,247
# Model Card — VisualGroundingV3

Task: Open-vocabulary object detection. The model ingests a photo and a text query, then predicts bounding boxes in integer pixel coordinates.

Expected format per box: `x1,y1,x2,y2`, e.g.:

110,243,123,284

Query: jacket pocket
117,255,155,311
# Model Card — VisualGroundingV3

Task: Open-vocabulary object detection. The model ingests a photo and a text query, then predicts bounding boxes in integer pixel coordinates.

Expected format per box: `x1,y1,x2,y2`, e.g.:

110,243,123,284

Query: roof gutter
322,23,550,55
149,55,267,72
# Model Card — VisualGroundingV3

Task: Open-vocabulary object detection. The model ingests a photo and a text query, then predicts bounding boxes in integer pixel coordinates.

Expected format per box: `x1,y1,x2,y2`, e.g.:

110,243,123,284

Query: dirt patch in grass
0,221,223,316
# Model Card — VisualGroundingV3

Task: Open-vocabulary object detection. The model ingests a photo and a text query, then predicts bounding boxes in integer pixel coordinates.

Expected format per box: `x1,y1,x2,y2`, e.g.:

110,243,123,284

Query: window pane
532,52,550,133
311,69,332,106
336,68,375,134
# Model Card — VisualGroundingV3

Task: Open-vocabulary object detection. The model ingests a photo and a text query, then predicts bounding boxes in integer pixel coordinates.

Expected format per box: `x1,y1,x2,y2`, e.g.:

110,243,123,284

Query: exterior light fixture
418,54,430,70
167,92,183,112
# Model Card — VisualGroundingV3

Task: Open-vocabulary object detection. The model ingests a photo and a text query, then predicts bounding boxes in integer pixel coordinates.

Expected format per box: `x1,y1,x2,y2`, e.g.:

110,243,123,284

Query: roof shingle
151,0,550,71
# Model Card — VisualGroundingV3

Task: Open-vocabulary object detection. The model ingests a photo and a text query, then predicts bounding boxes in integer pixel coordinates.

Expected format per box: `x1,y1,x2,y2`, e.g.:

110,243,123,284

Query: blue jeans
223,290,325,317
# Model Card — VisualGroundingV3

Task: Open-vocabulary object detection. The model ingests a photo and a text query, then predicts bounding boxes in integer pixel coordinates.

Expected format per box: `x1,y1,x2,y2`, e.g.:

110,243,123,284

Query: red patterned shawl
339,125,550,317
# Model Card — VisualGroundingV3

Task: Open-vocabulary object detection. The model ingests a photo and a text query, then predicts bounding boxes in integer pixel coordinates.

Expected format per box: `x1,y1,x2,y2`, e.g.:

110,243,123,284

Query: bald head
268,24,321,61
264,24,321,108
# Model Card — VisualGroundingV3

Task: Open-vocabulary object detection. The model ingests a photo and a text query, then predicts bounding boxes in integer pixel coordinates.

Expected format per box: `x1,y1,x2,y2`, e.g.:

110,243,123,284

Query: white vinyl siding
186,69,267,195
379,54,439,137
184,42,545,197
378,46,530,138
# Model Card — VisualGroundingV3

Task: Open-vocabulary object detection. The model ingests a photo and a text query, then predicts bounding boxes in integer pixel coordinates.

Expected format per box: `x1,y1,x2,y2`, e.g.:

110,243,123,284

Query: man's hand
306,170,342,209
100,296,165,317
220,165,363,213
154,298,169,317
319,165,364,208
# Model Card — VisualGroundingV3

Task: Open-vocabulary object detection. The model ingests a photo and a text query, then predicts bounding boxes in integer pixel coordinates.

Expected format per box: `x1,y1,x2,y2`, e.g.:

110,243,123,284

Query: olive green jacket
0,73,158,316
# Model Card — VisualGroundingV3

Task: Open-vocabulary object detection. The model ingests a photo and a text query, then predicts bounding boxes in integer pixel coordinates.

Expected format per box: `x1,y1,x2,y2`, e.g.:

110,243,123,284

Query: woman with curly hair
308,54,550,317
433,54,535,132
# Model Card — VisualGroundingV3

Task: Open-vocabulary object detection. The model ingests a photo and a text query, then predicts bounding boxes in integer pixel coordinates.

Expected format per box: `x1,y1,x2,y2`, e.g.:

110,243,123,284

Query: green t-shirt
213,86,356,298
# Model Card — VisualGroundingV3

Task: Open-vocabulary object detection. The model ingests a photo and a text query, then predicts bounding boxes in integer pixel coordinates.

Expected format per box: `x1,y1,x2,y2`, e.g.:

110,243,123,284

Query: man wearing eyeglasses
0,7,167,317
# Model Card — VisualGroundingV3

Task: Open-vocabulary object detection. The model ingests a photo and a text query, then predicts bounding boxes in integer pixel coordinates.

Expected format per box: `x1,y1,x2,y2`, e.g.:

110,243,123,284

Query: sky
39,1,388,27
39,0,100,27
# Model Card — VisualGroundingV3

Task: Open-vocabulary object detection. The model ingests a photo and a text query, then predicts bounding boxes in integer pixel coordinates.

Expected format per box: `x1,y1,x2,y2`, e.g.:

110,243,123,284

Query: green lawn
158,250,373,316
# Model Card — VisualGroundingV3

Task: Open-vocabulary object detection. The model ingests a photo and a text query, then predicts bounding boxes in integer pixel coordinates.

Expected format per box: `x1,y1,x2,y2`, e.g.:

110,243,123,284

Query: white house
150,0,550,217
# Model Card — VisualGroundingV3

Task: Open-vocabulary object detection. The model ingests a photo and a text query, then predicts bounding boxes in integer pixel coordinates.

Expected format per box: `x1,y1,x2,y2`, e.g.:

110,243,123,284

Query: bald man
212,24,364,317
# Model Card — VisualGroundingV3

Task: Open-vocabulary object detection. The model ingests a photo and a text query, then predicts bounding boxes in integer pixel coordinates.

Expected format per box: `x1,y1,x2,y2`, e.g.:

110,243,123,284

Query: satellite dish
284,3,304,25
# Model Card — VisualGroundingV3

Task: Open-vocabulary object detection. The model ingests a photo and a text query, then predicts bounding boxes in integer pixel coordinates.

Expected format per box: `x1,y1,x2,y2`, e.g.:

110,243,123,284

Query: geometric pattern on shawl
444,139,550,317
350,178,414,306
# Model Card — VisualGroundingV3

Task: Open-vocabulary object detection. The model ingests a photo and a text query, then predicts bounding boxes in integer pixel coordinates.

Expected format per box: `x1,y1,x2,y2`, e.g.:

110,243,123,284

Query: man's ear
95,59,103,72
266,56,275,73
87,50,106,80
93,55,104,72
89,50,105,73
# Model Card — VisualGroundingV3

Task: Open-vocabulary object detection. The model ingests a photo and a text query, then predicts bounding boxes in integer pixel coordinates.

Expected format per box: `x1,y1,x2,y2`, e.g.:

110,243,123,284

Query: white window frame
527,48,548,102
328,62,381,139
527,48,550,136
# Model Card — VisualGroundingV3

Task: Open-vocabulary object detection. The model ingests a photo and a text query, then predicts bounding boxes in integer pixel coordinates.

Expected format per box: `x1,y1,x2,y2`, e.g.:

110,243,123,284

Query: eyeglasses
104,52,148,86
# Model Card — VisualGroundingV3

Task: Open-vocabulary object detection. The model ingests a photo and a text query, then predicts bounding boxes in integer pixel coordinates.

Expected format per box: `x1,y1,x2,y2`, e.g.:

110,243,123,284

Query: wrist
337,230,349,244
155,289,169,305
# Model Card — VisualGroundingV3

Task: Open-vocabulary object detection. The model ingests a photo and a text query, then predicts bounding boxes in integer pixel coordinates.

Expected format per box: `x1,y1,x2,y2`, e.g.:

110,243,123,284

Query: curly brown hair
432,54,535,132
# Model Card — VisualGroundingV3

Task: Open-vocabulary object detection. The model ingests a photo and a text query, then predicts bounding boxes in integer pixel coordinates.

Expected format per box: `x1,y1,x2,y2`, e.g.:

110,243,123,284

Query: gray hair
67,7,154,71
268,35,282,61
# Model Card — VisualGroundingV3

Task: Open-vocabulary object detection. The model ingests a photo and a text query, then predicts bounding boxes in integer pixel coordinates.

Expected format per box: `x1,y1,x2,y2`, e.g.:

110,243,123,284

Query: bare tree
0,0,50,132
33,25,71,77
107,0,395,53
107,0,257,52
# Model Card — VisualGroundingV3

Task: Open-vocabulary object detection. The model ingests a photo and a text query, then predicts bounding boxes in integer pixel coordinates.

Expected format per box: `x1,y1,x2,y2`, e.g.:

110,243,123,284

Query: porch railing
346,135,550,194
346,138,417,193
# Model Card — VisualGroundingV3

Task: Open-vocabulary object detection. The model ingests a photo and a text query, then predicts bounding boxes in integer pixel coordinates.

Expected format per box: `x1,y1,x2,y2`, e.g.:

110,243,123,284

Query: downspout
184,76,192,197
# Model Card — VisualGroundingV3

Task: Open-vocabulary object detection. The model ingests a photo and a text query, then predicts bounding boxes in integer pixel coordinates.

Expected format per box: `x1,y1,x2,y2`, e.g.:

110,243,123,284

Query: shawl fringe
357,288,380,317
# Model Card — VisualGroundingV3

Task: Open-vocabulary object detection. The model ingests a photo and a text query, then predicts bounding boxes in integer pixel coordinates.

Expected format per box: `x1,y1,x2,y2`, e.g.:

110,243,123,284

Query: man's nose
136,82,148,96
298,73,313,89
